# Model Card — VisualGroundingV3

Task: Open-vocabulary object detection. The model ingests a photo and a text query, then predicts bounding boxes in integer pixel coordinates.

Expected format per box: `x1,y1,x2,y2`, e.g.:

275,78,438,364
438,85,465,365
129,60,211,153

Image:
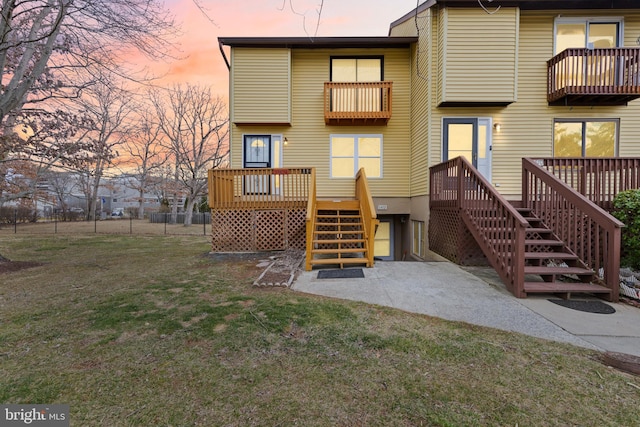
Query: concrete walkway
292,260,640,356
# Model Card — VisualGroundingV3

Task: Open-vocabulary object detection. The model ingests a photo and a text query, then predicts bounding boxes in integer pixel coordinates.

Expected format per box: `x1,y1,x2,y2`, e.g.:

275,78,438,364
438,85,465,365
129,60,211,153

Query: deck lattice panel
211,208,306,252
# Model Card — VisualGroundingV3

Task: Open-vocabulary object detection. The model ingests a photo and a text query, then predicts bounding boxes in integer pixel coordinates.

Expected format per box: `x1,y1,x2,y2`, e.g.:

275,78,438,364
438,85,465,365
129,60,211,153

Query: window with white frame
330,135,382,178
553,119,618,157
412,220,425,258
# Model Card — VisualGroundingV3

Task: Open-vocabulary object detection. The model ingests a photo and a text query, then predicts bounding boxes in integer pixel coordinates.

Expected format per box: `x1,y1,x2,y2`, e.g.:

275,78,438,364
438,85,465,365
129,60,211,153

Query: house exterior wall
231,48,291,124
230,47,413,201
392,6,640,199
439,7,519,105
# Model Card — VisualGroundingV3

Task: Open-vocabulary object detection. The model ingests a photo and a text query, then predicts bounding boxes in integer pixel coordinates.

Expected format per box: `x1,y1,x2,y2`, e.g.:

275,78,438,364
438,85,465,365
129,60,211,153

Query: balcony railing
547,47,640,105
324,81,392,125
531,157,640,211
208,168,312,210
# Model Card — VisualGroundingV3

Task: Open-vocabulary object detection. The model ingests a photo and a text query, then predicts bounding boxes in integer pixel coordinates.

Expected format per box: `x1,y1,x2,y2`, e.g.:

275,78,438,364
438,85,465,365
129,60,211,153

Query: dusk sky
151,0,421,93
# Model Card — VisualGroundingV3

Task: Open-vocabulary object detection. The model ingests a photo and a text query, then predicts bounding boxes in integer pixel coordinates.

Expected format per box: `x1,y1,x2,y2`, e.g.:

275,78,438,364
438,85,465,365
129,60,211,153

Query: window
330,135,382,178
554,18,621,54
553,120,618,157
331,57,383,82
412,220,425,258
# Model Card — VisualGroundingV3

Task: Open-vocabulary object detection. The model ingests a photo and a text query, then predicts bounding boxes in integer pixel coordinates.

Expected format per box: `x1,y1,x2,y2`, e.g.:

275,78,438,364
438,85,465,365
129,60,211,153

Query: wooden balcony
547,48,640,106
208,168,312,210
324,81,392,125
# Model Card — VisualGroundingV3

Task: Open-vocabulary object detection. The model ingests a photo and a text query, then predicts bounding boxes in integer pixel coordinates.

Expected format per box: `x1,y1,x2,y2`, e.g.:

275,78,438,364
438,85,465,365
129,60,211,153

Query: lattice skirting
429,207,488,266
211,208,306,252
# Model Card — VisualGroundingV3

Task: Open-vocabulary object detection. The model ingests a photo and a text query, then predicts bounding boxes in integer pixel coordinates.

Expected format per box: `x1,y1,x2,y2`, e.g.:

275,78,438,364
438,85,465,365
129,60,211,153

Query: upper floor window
330,57,382,82
553,119,618,158
554,18,622,54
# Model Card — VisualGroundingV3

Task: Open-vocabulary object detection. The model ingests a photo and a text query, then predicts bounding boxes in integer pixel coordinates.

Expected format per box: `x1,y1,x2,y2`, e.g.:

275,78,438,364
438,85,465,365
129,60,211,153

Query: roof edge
218,36,419,49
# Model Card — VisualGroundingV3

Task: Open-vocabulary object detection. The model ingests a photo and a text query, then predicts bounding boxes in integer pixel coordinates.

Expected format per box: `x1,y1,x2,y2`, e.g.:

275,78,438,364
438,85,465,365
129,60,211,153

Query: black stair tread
311,248,366,254
523,281,612,294
524,266,594,275
524,252,578,259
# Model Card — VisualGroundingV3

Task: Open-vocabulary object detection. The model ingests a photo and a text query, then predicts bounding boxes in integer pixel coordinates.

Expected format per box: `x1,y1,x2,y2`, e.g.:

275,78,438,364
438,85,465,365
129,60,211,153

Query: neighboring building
213,0,640,300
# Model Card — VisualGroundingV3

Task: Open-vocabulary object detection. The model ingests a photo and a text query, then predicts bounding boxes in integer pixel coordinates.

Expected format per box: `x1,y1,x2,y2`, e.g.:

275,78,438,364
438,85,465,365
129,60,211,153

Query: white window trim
553,16,624,54
329,134,383,179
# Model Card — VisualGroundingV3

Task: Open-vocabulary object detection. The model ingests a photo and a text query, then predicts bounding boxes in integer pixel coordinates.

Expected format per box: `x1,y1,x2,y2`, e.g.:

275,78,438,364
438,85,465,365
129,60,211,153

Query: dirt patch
0,260,43,274
252,249,305,288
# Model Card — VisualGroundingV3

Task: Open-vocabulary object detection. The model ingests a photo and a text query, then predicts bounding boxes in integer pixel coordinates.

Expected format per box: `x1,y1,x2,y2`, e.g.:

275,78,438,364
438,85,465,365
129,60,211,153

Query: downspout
219,40,230,70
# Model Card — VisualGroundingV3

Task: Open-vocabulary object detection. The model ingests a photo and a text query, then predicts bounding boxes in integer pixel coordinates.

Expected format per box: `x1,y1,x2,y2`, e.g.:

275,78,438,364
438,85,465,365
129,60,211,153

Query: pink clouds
140,0,420,93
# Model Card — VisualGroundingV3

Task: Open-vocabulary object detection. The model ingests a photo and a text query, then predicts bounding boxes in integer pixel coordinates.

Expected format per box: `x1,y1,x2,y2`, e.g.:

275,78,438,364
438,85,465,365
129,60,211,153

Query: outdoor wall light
493,123,502,132
284,137,289,145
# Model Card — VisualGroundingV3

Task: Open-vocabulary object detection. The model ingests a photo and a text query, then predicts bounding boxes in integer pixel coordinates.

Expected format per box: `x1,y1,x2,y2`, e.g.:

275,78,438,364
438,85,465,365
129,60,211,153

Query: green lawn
1,235,638,426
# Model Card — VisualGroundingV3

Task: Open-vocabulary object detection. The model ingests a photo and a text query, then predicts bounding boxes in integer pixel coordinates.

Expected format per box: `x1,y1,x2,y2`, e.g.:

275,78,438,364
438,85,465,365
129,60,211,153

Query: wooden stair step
523,282,612,294
524,252,578,260
314,230,363,235
316,214,361,219
525,239,564,246
313,239,365,245
524,266,593,275
311,248,366,255
526,227,552,233
309,258,368,266
315,221,363,226
316,200,360,210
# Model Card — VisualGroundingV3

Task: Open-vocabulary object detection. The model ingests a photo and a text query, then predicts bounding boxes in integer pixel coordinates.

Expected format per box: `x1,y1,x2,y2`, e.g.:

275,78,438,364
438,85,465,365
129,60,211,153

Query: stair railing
355,168,379,268
522,158,624,301
305,168,317,271
430,157,529,297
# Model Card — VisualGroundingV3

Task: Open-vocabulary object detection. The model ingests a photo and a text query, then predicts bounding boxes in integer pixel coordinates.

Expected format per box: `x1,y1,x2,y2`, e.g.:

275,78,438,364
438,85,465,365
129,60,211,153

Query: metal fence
0,212,212,236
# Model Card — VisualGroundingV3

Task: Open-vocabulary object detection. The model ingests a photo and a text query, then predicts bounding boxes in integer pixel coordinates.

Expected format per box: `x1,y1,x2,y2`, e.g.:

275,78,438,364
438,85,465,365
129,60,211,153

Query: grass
1,234,639,426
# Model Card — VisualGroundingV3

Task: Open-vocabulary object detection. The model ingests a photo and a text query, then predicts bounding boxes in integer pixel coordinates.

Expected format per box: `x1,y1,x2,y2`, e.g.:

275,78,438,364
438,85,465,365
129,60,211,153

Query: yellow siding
440,8,519,104
231,48,291,124
425,9,640,199
231,47,412,199
391,7,433,198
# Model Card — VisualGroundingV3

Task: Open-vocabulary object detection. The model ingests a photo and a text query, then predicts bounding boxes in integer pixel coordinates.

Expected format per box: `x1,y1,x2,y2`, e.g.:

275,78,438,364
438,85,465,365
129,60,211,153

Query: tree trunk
184,197,196,226
138,188,145,219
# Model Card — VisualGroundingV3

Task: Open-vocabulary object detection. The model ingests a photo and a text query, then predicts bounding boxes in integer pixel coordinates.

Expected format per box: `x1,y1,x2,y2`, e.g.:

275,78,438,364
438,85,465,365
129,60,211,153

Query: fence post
94,212,97,233
164,212,167,235
14,209,17,234
203,212,206,236
130,216,133,235
54,213,57,234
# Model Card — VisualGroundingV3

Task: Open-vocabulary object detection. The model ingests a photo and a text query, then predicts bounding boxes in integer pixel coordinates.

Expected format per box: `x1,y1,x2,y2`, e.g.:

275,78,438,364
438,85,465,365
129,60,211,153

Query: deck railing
532,158,640,211
304,168,317,271
355,168,379,268
324,81,392,124
522,158,623,300
547,48,640,103
431,157,529,297
208,168,312,210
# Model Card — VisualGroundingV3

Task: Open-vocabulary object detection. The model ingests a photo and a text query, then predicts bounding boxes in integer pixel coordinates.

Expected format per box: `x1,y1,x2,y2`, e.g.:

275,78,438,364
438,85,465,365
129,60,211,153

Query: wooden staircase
517,207,613,300
307,200,371,269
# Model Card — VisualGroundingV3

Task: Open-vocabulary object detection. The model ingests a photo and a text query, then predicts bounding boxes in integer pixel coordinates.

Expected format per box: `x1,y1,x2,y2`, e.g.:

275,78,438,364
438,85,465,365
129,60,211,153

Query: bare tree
76,76,135,220
0,0,177,156
152,85,228,226
123,108,167,219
